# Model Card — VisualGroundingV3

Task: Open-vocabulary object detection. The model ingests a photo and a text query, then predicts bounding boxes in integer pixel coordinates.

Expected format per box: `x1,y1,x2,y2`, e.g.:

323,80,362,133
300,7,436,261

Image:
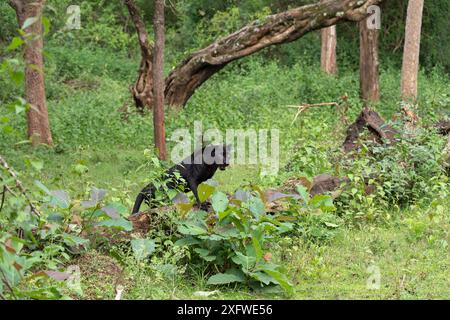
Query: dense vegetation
0,0,449,299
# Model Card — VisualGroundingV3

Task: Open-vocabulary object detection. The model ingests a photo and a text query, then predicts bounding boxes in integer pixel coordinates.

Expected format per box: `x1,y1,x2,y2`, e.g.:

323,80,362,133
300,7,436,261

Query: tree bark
359,16,380,104
165,0,383,107
152,0,167,160
320,0,337,75
400,0,424,101
124,0,154,111
321,25,337,75
10,0,53,145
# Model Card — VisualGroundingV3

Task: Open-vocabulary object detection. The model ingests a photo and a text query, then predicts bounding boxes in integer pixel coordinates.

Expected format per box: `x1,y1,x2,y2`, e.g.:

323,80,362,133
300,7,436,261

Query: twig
287,102,339,125
0,155,40,217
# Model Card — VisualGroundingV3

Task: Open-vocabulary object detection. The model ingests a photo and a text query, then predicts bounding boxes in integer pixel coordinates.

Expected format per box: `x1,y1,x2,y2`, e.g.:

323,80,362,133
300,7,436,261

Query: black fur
131,144,230,214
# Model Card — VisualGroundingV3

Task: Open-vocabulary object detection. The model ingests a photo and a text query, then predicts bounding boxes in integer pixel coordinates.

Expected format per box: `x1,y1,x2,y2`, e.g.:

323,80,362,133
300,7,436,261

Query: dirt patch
72,251,127,300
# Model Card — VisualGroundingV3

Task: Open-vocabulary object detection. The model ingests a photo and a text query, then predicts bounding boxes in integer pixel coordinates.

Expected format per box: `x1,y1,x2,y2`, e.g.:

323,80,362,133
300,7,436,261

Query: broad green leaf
194,248,216,262
260,267,294,294
172,192,189,204
234,190,251,202
95,218,132,231
176,203,194,216
211,191,228,213
231,252,256,273
178,223,208,236
50,190,70,209
207,273,245,285
101,205,119,219
250,271,276,285
91,187,107,203
82,187,107,208
244,197,265,219
103,203,127,216
296,184,310,203
174,237,200,246
309,194,336,212
218,210,231,221
252,235,263,263
22,17,39,30
214,224,240,238
131,239,156,261
62,234,89,247
7,37,24,51
198,183,215,203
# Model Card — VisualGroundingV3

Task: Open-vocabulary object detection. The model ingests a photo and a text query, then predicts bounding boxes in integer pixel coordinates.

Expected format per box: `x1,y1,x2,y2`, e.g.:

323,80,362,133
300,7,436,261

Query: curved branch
165,0,385,107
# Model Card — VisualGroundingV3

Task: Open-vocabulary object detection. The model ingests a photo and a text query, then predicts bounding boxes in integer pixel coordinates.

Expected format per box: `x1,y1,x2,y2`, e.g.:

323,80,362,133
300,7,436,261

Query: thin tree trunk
165,0,383,107
400,0,424,101
359,16,380,104
320,0,337,75
152,0,167,160
10,0,53,145
321,25,337,75
124,0,154,111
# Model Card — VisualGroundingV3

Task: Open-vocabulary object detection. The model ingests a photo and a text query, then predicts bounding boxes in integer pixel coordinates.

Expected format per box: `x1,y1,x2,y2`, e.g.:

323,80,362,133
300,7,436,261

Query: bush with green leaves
164,181,339,294
336,126,449,222
173,183,294,294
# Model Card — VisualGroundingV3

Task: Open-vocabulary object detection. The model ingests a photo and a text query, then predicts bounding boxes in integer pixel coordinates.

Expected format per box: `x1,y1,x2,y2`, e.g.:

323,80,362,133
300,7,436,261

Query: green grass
76,220,449,300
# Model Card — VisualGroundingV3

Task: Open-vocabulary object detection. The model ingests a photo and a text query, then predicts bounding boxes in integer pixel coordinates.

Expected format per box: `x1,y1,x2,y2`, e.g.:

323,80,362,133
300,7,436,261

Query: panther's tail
131,185,154,215
131,192,145,214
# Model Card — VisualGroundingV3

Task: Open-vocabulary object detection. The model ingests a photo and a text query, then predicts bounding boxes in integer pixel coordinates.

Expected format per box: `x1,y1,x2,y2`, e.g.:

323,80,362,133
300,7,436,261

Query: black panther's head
218,145,231,171
207,144,231,170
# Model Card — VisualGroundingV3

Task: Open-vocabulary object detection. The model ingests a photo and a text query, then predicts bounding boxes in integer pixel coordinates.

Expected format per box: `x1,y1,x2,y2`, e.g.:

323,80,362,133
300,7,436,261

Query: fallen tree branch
343,107,398,153
288,102,339,125
0,155,40,217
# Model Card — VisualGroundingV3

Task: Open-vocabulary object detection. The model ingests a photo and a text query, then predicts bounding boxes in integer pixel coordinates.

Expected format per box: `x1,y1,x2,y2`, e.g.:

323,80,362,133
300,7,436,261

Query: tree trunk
320,0,337,75
124,0,154,111
10,0,53,146
152,0,167,160
165,0,383,107
359,16,380,104
321,25,337,75
400,0,424,101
